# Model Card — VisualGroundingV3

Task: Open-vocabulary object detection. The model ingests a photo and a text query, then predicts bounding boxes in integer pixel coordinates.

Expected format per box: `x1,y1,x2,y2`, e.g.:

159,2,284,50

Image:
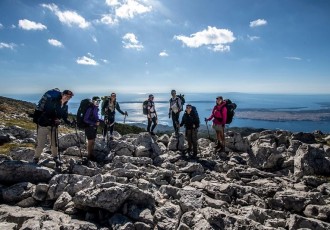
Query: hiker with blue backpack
180,104,200,158
33,89,75,167
144,94,158,135
205,96,227,152
101,92,128,141
83,96,103,161
169,89,184,136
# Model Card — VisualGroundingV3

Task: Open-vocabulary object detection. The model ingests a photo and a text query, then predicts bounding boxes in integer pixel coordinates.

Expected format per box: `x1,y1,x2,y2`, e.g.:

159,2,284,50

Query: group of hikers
32,88,230,167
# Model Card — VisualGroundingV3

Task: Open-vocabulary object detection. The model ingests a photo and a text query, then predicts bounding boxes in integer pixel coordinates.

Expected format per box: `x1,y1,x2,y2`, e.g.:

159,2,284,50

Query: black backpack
177,94,185,110
224,99,237,124
33,88,62,124
142,100,149,115
76,99,93,129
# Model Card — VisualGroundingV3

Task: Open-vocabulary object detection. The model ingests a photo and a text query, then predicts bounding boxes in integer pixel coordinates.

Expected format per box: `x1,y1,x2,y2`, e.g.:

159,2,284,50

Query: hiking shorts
212,124,224,132
85,126,97,140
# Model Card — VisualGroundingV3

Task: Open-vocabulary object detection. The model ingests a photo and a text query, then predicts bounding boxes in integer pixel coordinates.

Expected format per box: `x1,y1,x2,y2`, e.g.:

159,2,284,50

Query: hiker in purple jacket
84,96,103,160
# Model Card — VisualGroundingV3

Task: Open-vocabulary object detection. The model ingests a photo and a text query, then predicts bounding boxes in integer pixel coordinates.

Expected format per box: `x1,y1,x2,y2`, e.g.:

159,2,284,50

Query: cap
63,90,74,96
92,96,100,101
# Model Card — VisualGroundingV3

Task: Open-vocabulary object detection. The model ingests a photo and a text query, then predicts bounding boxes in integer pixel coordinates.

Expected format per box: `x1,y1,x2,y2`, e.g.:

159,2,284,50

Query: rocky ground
1,96,330,229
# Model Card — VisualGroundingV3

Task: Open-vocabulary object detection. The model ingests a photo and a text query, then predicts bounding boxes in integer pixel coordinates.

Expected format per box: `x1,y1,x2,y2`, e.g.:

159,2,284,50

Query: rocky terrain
1,96,330,229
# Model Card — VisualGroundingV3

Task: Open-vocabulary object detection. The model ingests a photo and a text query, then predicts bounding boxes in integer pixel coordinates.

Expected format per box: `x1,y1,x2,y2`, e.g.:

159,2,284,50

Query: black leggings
147,116,157,132
103,115,115,137
171,111,180,133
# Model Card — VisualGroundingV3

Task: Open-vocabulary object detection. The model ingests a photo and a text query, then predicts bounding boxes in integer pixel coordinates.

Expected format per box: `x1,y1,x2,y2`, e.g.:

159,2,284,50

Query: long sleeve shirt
207,102,227,125
84,105,102,126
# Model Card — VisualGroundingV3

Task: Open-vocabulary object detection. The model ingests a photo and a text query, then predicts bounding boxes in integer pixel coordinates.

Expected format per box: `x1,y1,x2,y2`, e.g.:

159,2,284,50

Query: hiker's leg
151,117,157,131
192,129,198,155
219,125,225,149
35,126,49,159
147,118,152,132
50,127,59,158
186,129,192,151
85,126,97,158
103,123,108,138
87,139,95,159
109,116,115,135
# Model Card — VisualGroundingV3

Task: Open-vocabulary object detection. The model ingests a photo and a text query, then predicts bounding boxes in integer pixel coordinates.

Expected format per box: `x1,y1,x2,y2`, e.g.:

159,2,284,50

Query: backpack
142,100,149,115
33,88,62,124
100,96,109,116
76,99,93,129
224,99,237,124
177,94,185,110
191,105,199,119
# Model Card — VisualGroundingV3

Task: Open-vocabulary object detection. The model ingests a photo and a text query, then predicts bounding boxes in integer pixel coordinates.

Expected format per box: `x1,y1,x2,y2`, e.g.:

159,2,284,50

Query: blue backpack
33,88,62,124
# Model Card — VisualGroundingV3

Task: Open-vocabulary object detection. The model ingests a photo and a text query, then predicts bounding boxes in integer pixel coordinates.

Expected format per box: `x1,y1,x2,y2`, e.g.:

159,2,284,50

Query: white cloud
159,50,168,57
48,39,63,47
92,35,98,43
101,59,109,63
247,35,260,41
76,56,99,65
18,19,47,30
106,0,120,6
115,0,152,19
285,56,302,61
174,26,236,52
122,33,143,50
0,42,16,50
0,23,3,29
99,14,118,25
250,19,267,28
41,3,90,29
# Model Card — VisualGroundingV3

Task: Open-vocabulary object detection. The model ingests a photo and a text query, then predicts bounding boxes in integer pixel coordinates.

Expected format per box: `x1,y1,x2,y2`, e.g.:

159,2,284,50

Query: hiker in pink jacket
205,96,227,151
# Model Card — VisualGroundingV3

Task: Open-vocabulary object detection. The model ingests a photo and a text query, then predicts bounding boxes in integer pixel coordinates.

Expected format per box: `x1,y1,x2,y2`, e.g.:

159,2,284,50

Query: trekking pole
74,120,83,158
205,120,211,140
124,114,127,124
55,126,62,171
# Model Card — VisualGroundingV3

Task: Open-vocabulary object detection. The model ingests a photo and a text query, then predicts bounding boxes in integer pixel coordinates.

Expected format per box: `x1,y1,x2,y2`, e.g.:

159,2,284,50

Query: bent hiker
84,96,103,161
205,96,227,152
180,104,200,158
146,94,157,135
102,92,128,141
33,90,74,167
169,89,182,136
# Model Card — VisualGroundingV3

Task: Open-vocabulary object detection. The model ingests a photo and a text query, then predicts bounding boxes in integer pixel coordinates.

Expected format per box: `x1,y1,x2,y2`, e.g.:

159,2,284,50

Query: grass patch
1,116,36,131
0,142,35,155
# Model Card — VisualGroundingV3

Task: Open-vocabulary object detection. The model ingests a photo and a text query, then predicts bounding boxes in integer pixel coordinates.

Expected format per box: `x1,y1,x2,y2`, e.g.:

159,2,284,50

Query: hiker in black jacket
180,104,200,157
102,92,128,140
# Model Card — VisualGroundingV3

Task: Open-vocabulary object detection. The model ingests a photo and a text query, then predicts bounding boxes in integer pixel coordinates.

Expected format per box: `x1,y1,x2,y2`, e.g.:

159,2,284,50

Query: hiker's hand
124,111,128,116
54,119,61,126
204,118,208,122
96,121,100,126
168,113,171,118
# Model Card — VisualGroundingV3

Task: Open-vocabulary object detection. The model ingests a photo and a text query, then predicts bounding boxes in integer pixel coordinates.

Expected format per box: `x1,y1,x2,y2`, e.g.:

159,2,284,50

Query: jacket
207,102,227,125
38,98,69,127
102,99,125,117
84,105,102,126
180,111,200,130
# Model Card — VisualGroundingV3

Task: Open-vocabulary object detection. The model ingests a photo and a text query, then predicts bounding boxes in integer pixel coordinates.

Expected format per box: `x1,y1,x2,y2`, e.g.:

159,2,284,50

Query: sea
4,92,330,133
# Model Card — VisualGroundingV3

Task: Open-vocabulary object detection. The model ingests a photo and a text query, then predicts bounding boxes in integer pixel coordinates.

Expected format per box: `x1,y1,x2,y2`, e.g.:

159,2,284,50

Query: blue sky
0,0,329,95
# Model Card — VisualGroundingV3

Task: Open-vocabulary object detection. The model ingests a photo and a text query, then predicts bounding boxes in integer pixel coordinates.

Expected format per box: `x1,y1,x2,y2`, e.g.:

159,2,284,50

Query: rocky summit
1,97,330,229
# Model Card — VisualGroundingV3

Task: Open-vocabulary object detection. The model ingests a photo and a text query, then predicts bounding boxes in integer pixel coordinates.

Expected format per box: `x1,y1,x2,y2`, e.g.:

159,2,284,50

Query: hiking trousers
147,116,157,132
35,125,59,158
171,111,180,133
103,115,115,137
185,129,198,155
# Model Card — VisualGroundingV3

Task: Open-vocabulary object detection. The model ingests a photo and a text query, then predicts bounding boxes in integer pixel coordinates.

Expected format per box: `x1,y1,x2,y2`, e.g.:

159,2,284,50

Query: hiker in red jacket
205,96,227,152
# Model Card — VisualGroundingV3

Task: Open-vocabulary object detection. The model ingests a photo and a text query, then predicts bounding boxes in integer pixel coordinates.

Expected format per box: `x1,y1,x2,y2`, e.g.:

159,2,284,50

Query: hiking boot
53,157,63,167
33,157,39,164
81,157,89,165
150,131,155,135
109,136,114,141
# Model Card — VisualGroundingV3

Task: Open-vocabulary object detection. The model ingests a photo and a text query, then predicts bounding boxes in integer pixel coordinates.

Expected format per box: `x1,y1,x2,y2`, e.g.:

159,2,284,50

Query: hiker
102,92,128,141
180,104,200,157
168,89,182,136
33,90,74,166
205,96,227,152
146,94,157,135
83,96,103,161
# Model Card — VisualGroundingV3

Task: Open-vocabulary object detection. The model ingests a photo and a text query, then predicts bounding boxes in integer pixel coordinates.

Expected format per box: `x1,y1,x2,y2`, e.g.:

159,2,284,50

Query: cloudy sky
0,0,329,95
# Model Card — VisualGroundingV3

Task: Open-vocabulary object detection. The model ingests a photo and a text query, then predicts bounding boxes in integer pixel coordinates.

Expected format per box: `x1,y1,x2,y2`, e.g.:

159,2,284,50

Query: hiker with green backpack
83,96,103,161
101,92,128,141
33,89,75,167
169,89,184,136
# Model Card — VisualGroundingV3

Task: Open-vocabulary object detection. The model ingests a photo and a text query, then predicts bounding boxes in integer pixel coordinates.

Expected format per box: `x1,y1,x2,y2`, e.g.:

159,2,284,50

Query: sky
0,0,330,95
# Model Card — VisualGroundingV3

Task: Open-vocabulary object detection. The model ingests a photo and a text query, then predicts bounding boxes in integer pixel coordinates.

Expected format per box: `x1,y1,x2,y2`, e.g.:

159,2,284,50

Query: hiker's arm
116,102,125,115
62,106,71,125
